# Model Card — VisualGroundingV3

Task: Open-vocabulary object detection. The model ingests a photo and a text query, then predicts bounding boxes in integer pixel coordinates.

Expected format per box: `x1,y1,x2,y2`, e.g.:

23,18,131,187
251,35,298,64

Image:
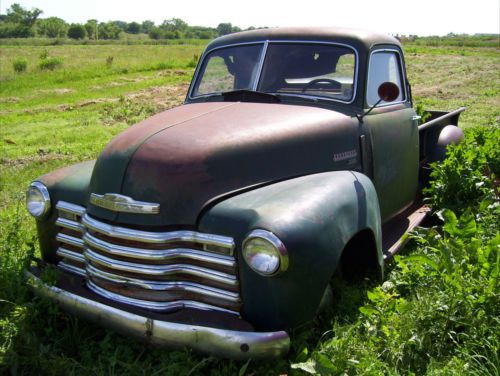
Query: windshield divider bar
252,40,269,91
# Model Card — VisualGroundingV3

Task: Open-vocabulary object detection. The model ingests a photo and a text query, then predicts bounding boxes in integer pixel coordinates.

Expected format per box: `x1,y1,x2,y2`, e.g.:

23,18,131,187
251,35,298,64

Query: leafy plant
39,49,49,60
414,103,431,123
38,56,63,71
12,58,27,73
101,96,158,125
424,125,499,214
105,55,114,67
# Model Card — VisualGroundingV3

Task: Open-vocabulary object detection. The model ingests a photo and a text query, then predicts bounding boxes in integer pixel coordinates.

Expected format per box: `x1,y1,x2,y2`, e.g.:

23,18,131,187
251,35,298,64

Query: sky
1,0,499,36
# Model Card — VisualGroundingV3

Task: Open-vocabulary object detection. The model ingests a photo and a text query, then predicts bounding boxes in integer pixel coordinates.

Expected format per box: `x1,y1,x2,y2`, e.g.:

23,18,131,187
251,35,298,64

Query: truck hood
88,102,358,226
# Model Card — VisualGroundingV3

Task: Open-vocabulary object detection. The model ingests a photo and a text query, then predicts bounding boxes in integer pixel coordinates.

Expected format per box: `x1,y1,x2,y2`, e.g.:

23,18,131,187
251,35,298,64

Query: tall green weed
425,125,499,213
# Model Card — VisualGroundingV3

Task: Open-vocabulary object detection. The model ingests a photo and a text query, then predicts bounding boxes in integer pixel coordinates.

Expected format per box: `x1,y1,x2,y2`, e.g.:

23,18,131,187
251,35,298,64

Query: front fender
199,171,382,330
34,160,95,263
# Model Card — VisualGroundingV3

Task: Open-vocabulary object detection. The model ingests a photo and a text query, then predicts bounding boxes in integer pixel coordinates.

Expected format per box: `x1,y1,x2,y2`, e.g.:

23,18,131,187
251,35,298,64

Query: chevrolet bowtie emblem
90,193,160,214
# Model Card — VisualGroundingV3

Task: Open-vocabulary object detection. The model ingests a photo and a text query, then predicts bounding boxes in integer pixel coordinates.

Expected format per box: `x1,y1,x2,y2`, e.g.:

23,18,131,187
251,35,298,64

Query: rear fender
199,171,382,330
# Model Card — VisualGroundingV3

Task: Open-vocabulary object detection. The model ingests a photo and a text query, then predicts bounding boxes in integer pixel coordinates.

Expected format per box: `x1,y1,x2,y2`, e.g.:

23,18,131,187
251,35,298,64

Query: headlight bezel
26,181,51,219
242,229,288,276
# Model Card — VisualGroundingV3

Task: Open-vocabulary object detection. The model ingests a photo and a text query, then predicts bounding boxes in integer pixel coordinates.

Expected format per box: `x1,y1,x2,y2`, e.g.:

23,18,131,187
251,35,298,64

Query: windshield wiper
220,90,281,103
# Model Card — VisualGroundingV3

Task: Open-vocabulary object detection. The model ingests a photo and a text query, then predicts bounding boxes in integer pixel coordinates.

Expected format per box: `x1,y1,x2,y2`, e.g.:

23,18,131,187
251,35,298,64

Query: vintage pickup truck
25,27,464,359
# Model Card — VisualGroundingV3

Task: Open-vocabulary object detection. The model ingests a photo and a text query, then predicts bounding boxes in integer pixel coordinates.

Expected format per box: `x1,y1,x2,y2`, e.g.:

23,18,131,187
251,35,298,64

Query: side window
366,51,404,106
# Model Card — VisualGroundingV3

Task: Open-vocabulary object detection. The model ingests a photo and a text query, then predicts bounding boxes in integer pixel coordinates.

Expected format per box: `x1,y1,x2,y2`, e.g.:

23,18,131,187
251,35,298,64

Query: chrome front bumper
26,271,290,359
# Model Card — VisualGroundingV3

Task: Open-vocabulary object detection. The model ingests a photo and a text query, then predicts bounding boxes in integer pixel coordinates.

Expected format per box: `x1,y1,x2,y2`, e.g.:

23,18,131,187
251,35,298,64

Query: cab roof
206,27,401,53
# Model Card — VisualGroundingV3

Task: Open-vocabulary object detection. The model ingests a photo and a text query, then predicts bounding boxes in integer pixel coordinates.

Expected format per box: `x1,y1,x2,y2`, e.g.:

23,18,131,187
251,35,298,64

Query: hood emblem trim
90,193,160,214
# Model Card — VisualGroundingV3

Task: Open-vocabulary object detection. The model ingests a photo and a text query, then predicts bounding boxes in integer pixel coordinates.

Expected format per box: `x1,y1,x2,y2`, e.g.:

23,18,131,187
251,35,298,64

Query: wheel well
337,229,380,281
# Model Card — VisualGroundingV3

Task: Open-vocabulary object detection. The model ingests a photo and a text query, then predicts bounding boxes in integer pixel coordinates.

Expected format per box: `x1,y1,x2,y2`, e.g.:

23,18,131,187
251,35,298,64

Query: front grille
55,201,241,315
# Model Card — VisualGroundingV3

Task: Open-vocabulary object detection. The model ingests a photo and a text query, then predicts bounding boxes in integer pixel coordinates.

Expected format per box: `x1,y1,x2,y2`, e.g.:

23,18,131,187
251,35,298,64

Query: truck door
364,48,419,222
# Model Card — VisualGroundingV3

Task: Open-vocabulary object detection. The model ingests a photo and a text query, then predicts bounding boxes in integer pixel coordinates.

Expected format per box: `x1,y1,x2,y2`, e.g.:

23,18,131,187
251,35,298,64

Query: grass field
0,41,499,375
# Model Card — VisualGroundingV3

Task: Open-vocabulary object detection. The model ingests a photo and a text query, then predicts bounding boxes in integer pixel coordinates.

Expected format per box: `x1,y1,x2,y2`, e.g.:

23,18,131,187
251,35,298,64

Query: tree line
0,3,257,40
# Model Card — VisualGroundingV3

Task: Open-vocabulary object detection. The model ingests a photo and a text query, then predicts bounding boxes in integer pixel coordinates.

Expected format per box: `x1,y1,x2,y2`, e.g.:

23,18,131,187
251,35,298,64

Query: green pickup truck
25,27,464,359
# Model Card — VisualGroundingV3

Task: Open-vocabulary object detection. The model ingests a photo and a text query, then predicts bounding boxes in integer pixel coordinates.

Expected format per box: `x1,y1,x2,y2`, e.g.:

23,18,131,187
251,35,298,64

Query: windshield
192,44,264,96
191,42,356,102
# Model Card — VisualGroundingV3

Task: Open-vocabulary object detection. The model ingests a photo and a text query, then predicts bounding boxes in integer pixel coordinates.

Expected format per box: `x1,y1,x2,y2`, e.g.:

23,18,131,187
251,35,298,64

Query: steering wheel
302,78,342,92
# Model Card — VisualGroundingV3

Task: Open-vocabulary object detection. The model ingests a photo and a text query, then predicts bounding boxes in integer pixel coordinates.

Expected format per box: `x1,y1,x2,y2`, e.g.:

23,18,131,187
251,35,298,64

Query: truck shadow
288,275,377,357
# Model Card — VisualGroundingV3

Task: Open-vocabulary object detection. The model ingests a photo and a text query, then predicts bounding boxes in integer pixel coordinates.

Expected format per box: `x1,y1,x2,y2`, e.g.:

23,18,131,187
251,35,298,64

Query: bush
424,125,499,213
67,24,86,39
38,56,62,71
100,96,158,125
12,58,28,73
105,55,114,67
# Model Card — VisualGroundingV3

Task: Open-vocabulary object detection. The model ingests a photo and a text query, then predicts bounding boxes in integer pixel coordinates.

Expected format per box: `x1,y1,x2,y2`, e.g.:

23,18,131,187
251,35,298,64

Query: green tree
161,18,188,33
216,22,233,36
0,3,42,37
98,22,121,39
141,20,154,33
5,3,42,27
112,20,127,31
67,24,86,39
36,17,68,38
126,21,141,34
84,19,98,39
148,26,162,40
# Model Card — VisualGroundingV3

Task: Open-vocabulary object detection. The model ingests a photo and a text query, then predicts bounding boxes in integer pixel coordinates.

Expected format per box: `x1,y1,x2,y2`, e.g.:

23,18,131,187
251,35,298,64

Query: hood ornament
90,193,160,214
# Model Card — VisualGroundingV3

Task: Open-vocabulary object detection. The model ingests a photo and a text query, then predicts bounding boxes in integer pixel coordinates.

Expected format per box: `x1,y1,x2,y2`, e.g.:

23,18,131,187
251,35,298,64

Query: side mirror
357,82,401,123
377,82,400,102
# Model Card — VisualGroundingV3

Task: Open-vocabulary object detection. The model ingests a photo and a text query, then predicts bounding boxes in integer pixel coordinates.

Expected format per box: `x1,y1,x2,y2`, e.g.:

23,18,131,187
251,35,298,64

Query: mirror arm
356,97,383,123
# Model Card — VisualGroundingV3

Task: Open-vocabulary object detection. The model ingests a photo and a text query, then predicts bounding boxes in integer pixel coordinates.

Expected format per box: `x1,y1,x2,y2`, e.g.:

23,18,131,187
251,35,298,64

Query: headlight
242,229,288,276
26,182,51,218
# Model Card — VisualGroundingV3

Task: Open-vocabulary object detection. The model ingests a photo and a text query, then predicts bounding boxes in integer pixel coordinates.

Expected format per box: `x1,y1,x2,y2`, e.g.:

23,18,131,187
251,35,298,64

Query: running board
382,203,431,260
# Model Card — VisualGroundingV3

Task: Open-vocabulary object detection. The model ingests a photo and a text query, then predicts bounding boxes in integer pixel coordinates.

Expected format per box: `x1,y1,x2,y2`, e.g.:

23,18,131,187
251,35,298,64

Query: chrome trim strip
84,232,235,267
188,39,359,105
56,201,86,216
56,233,84,249
84,249,238,286
26,271,290,359
27,182,51,218
58,262,86,277
57,247,85,263
87,280,238,315
252,40,268,91
87,264,240,301
82,214,235,252
243,229,289,276
56,217,84,232
90,193,160,215
366,48,407,108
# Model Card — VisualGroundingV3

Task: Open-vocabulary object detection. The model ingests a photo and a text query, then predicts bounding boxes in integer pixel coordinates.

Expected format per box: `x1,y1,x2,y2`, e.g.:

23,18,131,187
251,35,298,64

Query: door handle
411,115,422,121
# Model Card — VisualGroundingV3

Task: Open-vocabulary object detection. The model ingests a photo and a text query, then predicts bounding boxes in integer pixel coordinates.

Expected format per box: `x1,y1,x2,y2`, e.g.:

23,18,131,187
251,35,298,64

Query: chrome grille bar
54,201,241,315
87,280,238,314
56,233,85,249
87,264,240,301
58,261,86,277
83,232,235,267
56,201,86,216
85,249,238,286
56,217,84,232
56,247,85,263
82,214,235,254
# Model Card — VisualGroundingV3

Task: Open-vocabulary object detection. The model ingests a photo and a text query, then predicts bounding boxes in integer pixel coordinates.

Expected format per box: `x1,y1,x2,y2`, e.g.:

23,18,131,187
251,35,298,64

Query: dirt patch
0,96,20,104
126,83,189,110
1,152,68,167
38,88,74,95
156,70,190,77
